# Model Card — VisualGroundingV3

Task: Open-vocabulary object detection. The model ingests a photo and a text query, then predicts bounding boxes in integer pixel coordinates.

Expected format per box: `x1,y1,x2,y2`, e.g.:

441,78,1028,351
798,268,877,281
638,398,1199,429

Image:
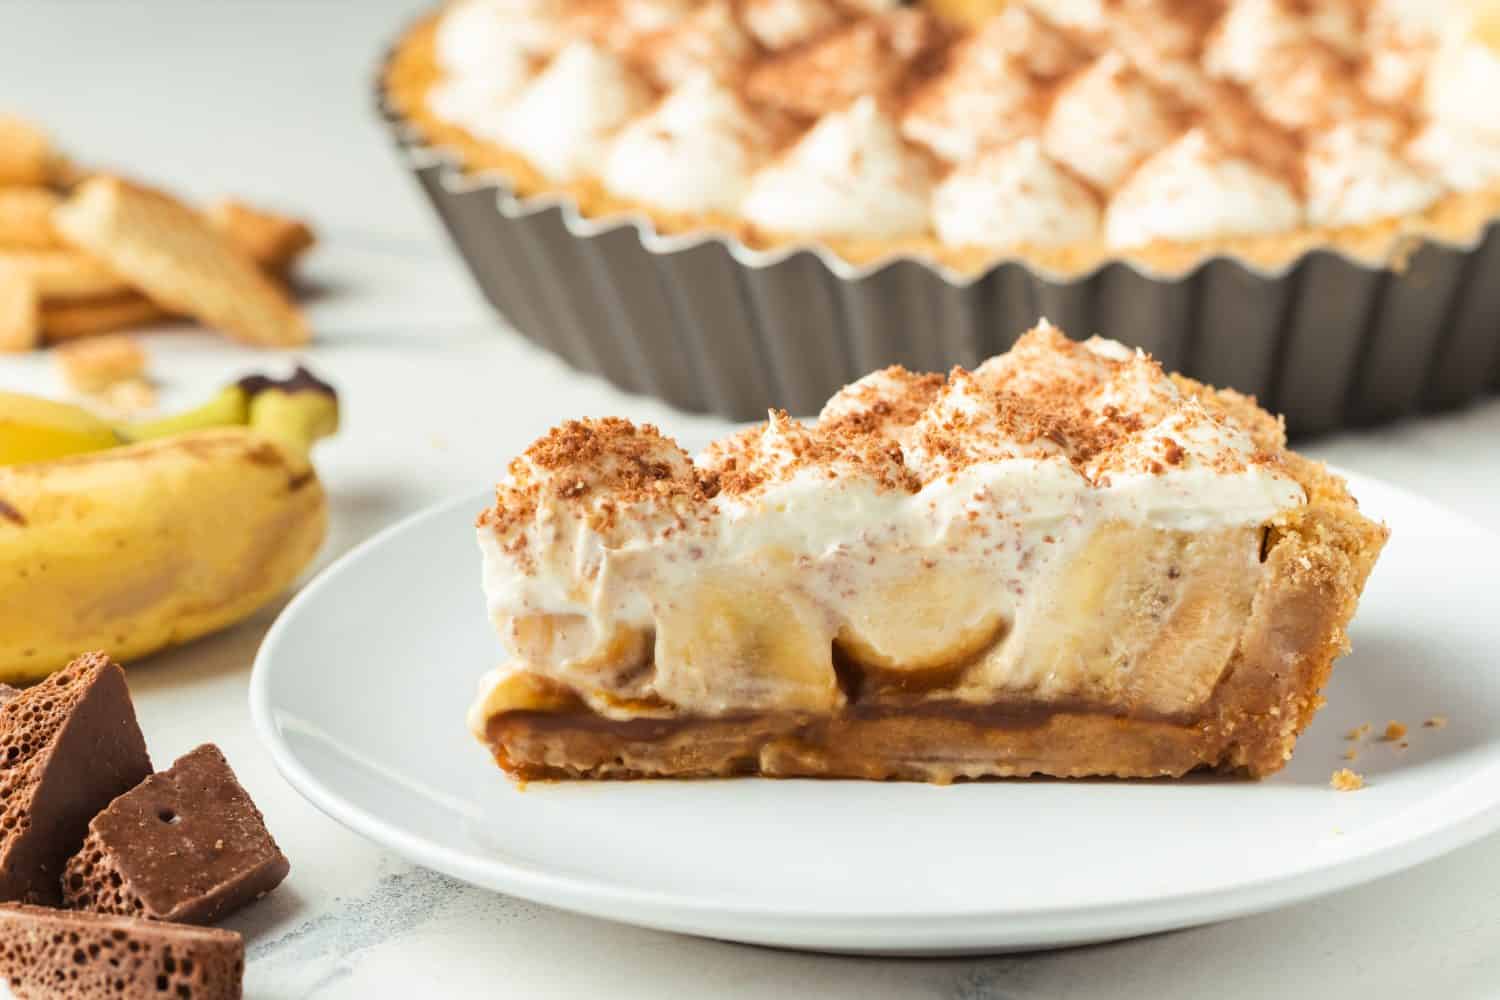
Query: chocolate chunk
63,744,288,925
0,903,243,999
0,653,152,906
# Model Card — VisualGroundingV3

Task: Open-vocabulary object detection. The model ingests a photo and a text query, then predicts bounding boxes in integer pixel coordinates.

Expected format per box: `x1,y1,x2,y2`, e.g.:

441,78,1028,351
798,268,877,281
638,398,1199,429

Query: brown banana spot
287,470,315,492
0,498,25,526
243,442,288,468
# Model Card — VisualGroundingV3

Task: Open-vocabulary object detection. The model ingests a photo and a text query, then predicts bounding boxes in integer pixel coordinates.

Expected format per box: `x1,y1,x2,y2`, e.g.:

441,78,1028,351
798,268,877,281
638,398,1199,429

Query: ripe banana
0,371,337,683
0,392,123,465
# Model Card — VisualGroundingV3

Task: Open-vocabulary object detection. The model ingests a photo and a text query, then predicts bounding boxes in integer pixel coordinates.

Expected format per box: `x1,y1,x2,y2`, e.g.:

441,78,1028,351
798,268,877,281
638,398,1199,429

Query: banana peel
0,392,124,465
0,369,337,683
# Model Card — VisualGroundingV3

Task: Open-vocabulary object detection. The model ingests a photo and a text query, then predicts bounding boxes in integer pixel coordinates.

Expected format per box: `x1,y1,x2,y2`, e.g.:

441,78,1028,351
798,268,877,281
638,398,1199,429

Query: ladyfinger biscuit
54,177,309,347
0,249,131,299
0,268,39,352
0,188,62,250
39,292,168,342
54,333,147,391
205,198,316,275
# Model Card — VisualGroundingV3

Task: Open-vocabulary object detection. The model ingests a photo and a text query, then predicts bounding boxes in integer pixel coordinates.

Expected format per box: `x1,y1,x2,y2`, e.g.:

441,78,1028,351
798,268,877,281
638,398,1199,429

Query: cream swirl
933,139,1101,250
436,0,562,69
1426,40,1500,138
602,75,774,214
494,41,652,182
636,0,755,87
1041,54,1181,190
1408,124,1500,193
740,97,933,240
1304,121,1445,227
741,0,842,50
1106,129,1302,247
427,0,560,133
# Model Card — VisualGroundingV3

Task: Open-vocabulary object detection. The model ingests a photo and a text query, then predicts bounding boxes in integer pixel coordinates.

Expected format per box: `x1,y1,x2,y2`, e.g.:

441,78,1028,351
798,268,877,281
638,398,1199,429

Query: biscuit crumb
99,377,157,416
1424,715,1448,729
1382,721,1407,742
55,334,146,392
1331,768,1364,792
1398,740,1409,749
1344,723,1371,740
1342,747,1359,761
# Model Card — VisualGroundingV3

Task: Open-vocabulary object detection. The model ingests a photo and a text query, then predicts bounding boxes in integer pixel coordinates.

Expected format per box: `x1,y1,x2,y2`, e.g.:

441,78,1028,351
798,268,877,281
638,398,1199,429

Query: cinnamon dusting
479,323,1297,543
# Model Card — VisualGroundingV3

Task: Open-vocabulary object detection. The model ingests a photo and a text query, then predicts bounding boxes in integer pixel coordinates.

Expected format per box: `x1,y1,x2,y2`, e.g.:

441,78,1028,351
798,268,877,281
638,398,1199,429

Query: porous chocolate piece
0,903,243,999
0,653,152,905
63,744,289,925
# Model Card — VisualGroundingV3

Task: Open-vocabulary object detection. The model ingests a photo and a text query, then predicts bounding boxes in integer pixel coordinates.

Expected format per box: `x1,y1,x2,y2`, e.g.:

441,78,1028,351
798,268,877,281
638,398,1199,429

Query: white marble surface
4,2,1500,997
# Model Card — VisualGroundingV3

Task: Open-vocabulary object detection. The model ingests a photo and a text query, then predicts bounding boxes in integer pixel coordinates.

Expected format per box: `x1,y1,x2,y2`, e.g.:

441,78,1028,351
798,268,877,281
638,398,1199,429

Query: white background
5,2,1500,996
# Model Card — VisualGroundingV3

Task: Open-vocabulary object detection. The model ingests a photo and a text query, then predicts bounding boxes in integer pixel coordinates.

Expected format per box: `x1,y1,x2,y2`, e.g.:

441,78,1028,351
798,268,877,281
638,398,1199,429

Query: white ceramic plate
251,468,1500,955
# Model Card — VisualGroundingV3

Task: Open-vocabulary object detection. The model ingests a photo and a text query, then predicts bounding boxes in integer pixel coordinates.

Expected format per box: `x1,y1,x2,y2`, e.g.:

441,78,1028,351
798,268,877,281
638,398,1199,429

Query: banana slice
654,573,841,714
978,522,1264,715
834,568,1008,675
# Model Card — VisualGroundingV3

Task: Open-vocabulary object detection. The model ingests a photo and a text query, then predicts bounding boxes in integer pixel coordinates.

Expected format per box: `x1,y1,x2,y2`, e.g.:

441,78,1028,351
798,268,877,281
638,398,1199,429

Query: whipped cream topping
603,75,773,214
427,0,556,132
1305,121,1445,227
934,139,1100,248
1409,124,1500,193
636,0,754,87
424,0,1496,257
1041,54,1181,191
900,12,1062,165
1360,2,1441,103
741,0,841,50
436,0,563,69
1025,0,1106,35
1427,40,1500,138
1205,0,1360,84
741,97,932,240
495,41,651,181
1106,129,1303,246
1205,0,1314,83
475,323,1305,719
426,66,531,138
610,0,700,38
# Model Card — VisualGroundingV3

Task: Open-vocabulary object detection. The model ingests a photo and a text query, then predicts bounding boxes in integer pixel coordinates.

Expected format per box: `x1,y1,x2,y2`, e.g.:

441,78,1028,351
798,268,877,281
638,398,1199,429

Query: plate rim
249,470,1500,942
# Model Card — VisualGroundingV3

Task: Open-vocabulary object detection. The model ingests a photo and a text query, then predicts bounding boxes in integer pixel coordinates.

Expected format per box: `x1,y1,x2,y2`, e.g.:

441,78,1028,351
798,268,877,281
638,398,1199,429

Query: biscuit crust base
480,390,1387,783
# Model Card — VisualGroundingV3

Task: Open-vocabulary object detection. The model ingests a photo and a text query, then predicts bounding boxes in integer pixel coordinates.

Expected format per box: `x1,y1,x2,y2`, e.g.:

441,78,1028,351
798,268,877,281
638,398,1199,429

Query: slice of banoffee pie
470,322,1387,783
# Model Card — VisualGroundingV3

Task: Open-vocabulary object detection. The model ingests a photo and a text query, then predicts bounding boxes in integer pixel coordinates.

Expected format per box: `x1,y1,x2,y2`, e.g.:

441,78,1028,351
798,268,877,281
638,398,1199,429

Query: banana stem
125,387,249,442
124,366,338,455
244,366,339,455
